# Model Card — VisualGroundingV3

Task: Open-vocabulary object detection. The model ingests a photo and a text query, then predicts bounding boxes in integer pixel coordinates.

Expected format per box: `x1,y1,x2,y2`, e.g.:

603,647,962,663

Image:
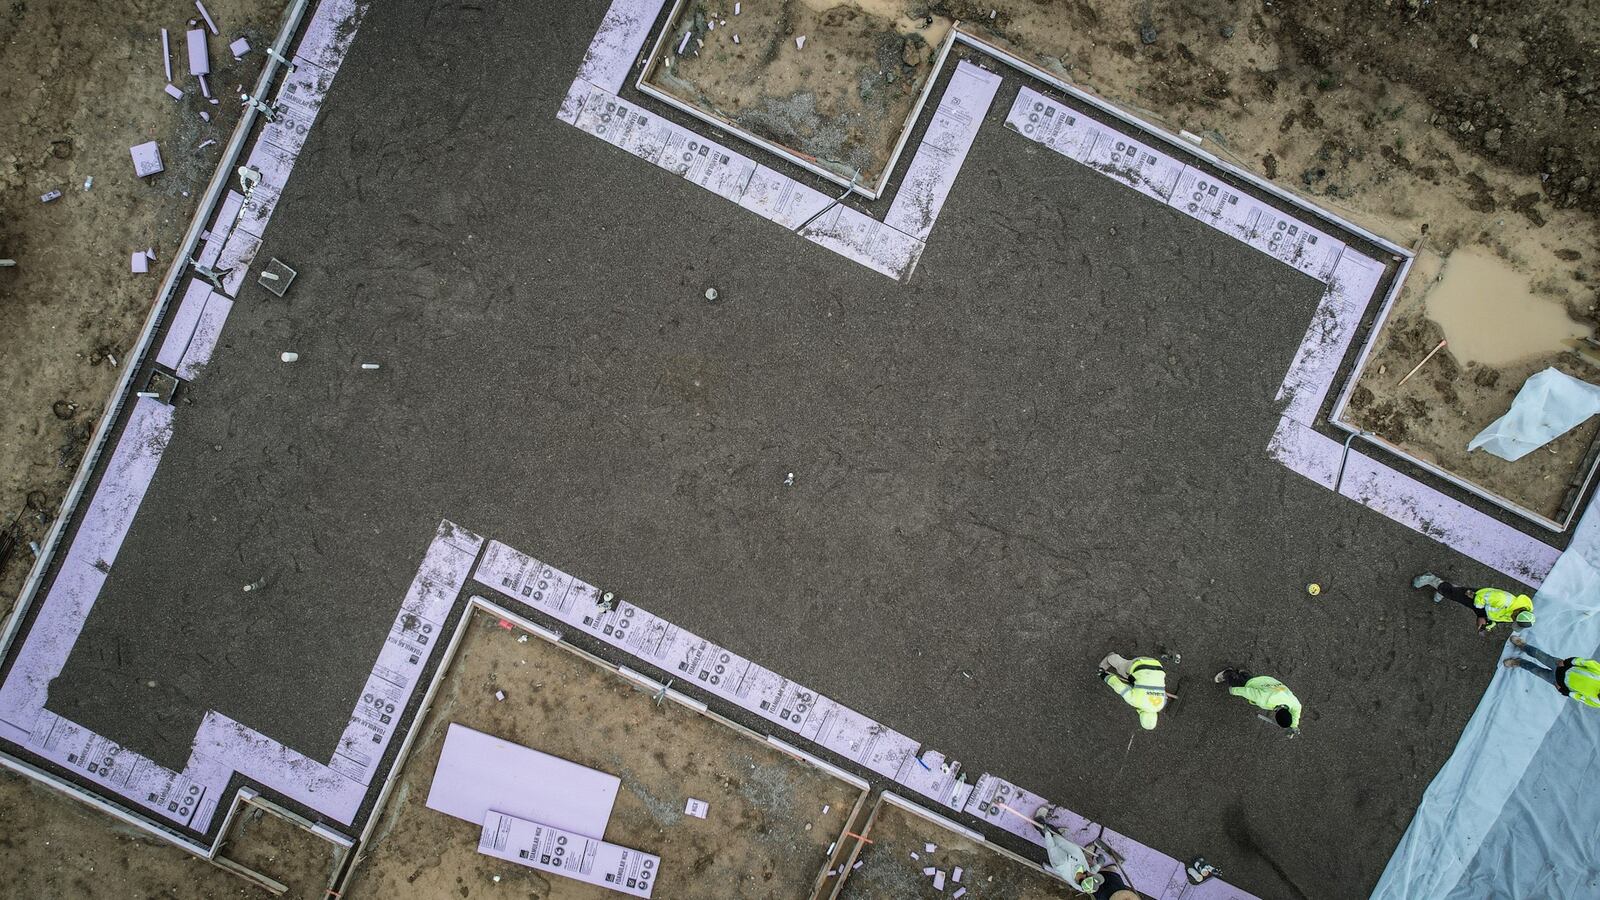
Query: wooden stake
1398,339,1448,387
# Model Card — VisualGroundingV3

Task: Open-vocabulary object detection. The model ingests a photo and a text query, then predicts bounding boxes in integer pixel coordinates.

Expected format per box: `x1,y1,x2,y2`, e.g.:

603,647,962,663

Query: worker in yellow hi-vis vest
1504,634,1600,708
1098,652,1167,730
1412,573,1534,634
1215,667,1301,736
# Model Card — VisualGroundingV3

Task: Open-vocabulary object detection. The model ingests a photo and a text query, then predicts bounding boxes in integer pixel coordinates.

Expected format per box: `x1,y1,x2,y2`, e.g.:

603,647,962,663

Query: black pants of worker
1095,868,1131,899
1436,581,1478,611
1217,668,1253,688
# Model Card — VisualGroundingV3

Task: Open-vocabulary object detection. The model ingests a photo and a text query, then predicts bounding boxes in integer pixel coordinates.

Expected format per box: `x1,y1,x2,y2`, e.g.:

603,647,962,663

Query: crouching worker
1099,652,1167,731
1412,573,1534,634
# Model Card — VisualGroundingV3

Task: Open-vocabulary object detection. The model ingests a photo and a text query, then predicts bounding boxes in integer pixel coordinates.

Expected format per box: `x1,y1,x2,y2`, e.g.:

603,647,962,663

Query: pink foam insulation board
174,289,233,381
883,61,1001,243
480,811,659,898
155,280,213,371
130,141,164,177
425,723,619,838
187,28,210,76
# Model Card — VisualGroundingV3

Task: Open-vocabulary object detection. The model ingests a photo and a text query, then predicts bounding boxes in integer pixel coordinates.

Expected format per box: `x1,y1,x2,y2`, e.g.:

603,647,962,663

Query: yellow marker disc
1307,583,1322,596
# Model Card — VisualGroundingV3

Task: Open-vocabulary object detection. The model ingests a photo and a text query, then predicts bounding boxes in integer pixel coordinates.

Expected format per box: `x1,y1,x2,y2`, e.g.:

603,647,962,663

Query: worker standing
1503,634,1600,708
1412,573,1534,634
1214,667,1301,734
1099,652,1167,730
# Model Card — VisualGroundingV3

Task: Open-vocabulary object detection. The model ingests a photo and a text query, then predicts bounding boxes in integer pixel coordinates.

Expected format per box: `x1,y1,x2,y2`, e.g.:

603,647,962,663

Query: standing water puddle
1423,246,1589,367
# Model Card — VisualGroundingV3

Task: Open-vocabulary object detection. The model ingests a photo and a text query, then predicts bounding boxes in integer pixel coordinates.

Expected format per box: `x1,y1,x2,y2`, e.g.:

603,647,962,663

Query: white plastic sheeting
1373,490,1600,899
1468,367,1600,462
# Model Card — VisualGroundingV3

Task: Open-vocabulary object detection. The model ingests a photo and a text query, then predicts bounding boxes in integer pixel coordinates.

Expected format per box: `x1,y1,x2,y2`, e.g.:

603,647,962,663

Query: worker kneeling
1099,653,1167,730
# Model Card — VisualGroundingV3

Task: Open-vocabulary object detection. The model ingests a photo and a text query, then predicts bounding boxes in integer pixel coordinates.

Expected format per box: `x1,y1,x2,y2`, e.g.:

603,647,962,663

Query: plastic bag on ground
1467,367,1600,462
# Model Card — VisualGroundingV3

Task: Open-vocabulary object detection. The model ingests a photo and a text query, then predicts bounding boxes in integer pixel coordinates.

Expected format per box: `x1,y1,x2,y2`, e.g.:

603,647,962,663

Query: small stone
1219,24,1235,38
704,287,719,302
1139,21,1158,45
1573,175,1591,193
1483,128,1502,150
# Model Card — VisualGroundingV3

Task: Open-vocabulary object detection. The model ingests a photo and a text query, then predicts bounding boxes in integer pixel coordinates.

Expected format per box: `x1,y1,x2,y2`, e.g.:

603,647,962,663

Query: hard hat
1515,606,1535,625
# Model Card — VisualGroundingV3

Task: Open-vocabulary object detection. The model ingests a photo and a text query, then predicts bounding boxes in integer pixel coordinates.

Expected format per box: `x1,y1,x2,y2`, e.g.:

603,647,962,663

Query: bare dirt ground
5,0,1600,895
832,796,1071,899
649,0,951,186
347,611,864,899
1344,245,1600,522
219,803,344,898
0,766,267,899
0,0,284,893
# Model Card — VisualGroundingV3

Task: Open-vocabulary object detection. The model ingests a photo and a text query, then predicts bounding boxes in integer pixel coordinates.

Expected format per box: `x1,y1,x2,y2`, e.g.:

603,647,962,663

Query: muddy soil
833,797,1073,899
647,0,952,186
1345,242,1600,523
0,767,270,899
218,804,344,898
346,612,864,899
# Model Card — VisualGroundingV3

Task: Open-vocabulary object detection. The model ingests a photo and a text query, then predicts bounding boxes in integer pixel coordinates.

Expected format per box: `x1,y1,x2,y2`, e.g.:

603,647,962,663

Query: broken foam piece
229,37,250,59
130,141,164,177
187,28,210,75
195,0,218,35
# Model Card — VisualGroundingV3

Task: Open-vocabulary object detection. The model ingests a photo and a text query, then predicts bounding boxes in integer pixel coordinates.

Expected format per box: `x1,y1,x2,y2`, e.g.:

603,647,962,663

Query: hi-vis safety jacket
1562,658,1600,709
1474,588,1535,628
1229,676,1303,730
1104,657,1166,730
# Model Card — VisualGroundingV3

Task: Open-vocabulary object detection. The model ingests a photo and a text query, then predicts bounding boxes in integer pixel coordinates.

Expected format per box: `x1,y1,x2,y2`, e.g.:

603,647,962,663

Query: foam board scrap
187,28,210,75
425,723,619,838
130,141,164,177
480,811,659,898
196,0,219,35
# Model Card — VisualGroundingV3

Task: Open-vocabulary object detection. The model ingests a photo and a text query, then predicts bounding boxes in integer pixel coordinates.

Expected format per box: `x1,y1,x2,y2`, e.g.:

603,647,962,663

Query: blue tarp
1374,499,1600,898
